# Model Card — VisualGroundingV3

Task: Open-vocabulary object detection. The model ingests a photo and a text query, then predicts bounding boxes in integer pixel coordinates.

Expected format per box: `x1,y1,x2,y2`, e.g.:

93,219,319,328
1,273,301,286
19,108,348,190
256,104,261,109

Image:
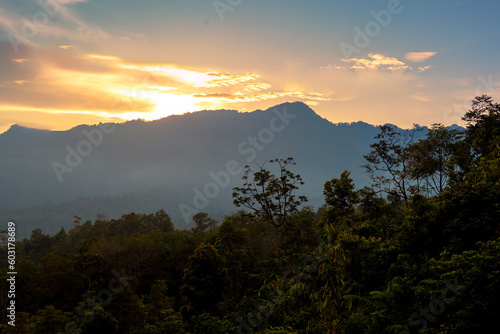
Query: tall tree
407,124,460,196
232,157,307,274
191,212,218,233
463,95,500,162
362,125,420,205
180,243,226,320
323,170,359,219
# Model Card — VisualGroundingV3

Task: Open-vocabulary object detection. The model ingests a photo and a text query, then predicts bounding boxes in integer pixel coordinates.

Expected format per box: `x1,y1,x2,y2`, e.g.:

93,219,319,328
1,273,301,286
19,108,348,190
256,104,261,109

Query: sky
0,0,499,133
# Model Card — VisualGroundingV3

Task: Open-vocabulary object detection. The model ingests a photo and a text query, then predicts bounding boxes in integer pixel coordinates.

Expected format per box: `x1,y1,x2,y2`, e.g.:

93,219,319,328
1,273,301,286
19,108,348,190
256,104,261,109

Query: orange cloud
206,73,260,87
320,64,345,70
345,54,410,71
405,52,437,63
409,93,433,102
337,54,410,71
0,45,332,129
57,0,88,3
418,66,433,73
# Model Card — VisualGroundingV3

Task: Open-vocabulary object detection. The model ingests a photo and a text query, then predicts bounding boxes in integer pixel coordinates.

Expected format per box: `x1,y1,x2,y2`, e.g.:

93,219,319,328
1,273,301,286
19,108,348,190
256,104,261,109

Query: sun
112,88,203,121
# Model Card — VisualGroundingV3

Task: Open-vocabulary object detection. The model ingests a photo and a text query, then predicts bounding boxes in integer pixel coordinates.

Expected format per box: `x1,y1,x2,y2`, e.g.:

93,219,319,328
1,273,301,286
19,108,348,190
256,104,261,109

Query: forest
0,95,499,333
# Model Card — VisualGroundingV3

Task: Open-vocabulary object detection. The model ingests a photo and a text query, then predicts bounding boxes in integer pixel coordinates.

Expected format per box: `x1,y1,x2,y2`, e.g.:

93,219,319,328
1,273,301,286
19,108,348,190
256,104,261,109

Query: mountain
0,102,411,238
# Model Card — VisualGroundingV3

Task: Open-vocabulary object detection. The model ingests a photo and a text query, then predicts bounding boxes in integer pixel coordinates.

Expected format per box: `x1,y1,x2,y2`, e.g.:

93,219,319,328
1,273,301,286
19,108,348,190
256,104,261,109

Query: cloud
409,93,433,102
89,54,121,61
321,53,436,73
206,73,260,87
339,54,411,71
57,0,88,3
241,82,272,92
122,64,216,87
192,93,237,99
405,52,437,63
0,0,137,53
193,90,329,104
0,45,333,125
418,66,433,73
319,64,345,70
13,59,29,63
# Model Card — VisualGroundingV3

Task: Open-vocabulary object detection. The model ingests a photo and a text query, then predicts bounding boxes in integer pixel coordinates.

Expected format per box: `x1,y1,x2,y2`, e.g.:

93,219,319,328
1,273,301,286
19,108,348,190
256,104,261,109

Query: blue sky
0,0,499,132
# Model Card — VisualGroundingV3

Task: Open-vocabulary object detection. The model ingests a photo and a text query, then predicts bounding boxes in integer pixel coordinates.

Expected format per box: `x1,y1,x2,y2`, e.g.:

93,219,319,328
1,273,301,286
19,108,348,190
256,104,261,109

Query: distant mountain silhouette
0,102,424,237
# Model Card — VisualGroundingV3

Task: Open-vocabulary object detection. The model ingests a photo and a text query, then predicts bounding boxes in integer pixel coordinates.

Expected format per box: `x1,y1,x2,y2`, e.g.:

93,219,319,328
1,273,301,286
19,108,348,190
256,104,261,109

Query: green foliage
324,170,359,219
463,95,500,162
180,243,227,320
407,123,460,195
261,326,298,333
191,313,235,333
232,157,308,229
233,157,308,273
30,305,76,334
363,125,421,204
191,212,218,233
79,304,119,334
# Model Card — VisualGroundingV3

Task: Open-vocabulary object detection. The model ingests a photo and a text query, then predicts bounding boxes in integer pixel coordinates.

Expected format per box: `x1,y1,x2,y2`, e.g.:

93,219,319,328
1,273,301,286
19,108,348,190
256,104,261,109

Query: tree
407,124,460,196
357,186,385,218
217,219,251,311
38,253,79,311
463,95,500,160
30,305,76,334
232,158,307,274
112,212,145,236
144,279,175,323
119,232,163,292
180,243,226,320
323,170,359,219
25,228,52,261
79,304,119,334
150,209,175,233
191,212,217,233
52,226,67,246
73,252,109,291
363,125,421,205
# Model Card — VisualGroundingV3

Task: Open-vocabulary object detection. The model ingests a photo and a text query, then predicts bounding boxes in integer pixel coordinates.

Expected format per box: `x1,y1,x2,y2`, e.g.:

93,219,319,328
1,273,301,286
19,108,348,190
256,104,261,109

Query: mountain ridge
0,101,358,137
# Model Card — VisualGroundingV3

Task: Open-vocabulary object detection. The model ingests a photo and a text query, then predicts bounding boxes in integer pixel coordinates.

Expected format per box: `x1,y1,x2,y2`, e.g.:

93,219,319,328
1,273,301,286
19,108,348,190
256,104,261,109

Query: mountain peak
4,124,47,133
267,101,313,111
0,124,52,142
5,123,22,131
263,101,322,118
1,124,27,136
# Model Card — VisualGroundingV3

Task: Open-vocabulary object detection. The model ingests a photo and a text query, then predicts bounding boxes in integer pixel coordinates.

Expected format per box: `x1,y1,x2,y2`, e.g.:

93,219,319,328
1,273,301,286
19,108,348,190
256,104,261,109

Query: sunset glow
0,0,499,133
